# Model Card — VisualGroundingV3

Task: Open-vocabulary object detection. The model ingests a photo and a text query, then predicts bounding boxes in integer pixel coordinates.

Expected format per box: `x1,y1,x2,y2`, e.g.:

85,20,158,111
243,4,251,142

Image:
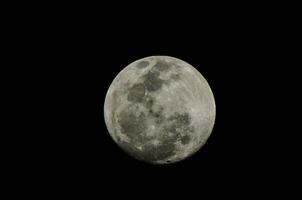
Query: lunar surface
104,56,215,164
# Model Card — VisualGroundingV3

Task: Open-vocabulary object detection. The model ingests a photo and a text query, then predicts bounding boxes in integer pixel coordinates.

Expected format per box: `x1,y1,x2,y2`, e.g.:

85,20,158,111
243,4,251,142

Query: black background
48,24,268,194
10,3,298,197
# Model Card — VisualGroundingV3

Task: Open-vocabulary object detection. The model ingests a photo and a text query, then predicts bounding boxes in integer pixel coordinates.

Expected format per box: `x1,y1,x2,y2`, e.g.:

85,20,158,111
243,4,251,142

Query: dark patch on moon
127,69,164,105
168,112,191,127
117,109,147,144
141,139,176,162
142,71,164,92
153,60,171,71
136,61,149,69
164,123,181,137
127,83,145,103
164,112,194,145
149,106,165,124
180,135,191,145
126,83,155,114
155,139,177,160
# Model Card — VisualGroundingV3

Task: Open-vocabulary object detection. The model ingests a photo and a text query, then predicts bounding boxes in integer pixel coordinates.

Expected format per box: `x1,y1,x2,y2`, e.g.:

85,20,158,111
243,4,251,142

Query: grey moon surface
104,56,216,164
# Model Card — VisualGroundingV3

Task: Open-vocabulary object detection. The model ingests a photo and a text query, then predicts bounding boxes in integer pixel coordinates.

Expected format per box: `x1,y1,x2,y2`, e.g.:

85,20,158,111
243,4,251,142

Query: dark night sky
45,24,273,192
13,4,296,197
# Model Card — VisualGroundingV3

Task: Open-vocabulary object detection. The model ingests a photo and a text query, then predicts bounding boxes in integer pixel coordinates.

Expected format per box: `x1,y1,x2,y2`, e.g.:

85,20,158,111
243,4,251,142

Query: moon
104,56,216,164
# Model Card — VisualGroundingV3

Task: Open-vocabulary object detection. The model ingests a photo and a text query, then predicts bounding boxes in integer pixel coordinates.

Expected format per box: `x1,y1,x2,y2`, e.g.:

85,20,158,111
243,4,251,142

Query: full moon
104,56,216,164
